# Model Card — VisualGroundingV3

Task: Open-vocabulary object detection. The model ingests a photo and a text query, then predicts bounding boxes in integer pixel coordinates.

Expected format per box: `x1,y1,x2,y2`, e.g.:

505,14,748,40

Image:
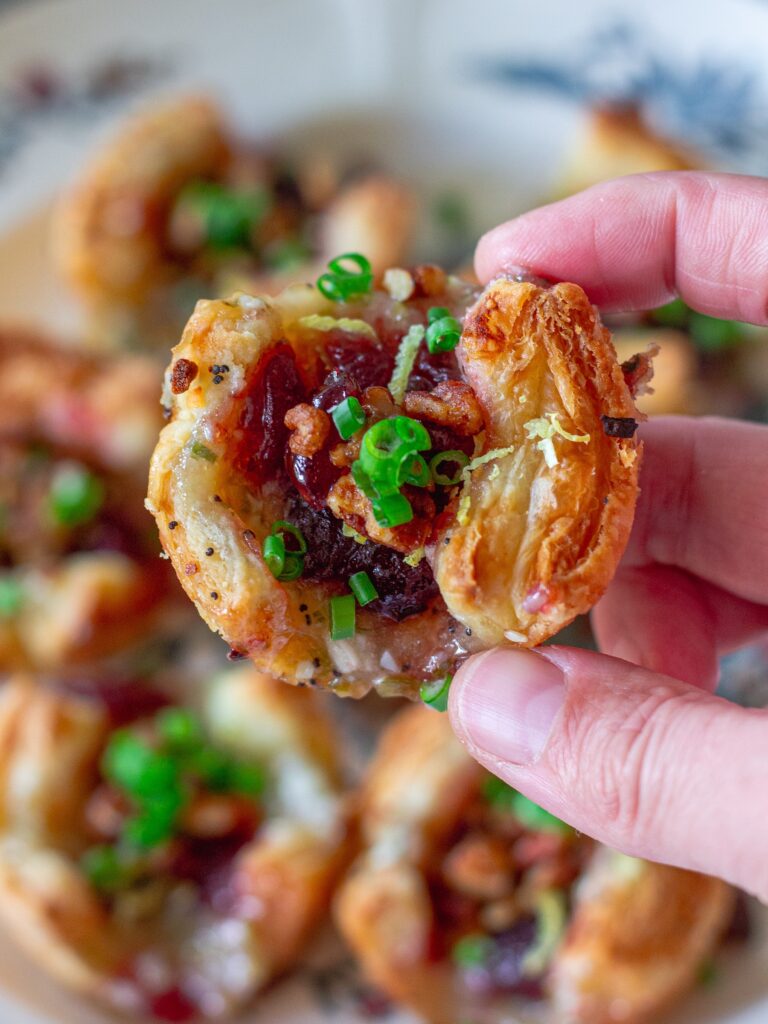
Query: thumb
448,646,768,900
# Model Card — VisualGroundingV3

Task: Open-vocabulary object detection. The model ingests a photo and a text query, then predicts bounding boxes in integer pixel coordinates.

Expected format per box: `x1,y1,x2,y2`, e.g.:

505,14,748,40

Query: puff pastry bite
335,705,734,1024
0,666,347,1020
0,330,171,670
53,95,414,349
148,261,642,698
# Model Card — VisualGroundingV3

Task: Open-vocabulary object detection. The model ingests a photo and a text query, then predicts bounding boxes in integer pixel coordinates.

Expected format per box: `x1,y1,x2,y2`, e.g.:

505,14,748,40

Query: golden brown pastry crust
0,669,348,1017
336,706,732,1024
148,276,640,696
434,279,641,646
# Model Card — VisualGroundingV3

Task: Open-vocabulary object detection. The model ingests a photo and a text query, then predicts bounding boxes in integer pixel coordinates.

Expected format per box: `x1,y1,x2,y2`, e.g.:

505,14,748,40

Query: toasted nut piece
285,403,330,457
442,831,514,901
403,380,484,437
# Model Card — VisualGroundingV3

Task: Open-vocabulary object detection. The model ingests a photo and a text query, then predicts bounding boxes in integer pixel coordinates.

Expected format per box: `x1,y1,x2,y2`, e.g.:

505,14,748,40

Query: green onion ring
429,450,469,486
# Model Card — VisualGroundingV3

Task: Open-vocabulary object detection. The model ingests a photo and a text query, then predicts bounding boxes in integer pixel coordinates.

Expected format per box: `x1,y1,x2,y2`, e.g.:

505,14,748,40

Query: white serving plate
1,0,767,1021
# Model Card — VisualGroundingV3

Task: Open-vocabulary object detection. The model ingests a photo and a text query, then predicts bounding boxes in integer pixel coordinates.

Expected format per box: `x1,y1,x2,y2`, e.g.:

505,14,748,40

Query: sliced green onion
397,452,431,488
427,306,451,324
331,396,366,440
688,312,744,351
174,181,269,251
0,577,23,618
123,799,180,850
49,463,104,526
349,571,378,606
278,552,304,581
330,594,356,640
484,776,571,834
420,674,452,712
316,252,373,301
265,237,311,272
351,460,384,500
263,533,286,578
190,441,217,463
650,297,688,328
270,521,308,555
426,315,461,354
102,731,178,799
227,761,267,797
264,522,306,582
452,933,494,968
362,418,407,465
371,492,413,528
429,450,469,486
393,415,431,450
81,845,130,893
156,708,204,753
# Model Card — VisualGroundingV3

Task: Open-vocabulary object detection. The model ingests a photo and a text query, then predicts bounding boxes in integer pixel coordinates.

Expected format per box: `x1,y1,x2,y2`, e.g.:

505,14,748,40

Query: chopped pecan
327,474,432,554
442,831,514,901
182,793,260,838
170,357,198,394
412,263,447,298
284,403,331,457
330,438,360,468
403,380,484,436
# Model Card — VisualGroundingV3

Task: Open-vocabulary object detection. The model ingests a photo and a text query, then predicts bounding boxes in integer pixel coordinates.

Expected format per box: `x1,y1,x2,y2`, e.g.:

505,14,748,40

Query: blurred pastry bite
148,260,643,698
0,666,347,1020
557,105,698,197
0,329,171,670
52,95,414,351
335,705,734,1024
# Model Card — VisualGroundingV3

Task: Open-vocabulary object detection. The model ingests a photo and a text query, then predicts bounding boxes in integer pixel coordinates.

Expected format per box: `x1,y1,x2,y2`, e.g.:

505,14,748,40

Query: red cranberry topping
288,371,360,508
408,339,463,392
233,343,304,487
459,916,545,1000
149,987,198,1023
170,819,256,914
55,678,169,725
288,499,439,621
324,332,394,390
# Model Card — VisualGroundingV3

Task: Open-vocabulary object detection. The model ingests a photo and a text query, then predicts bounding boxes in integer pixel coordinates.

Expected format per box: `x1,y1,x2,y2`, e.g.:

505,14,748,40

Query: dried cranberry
149,987,198,1023
288,372,360,508
289,499,438,621
324,333,394,390
233,343,304,487
408,340,462,392
171,827,254,899
55,678,169,726
460,916,544,1000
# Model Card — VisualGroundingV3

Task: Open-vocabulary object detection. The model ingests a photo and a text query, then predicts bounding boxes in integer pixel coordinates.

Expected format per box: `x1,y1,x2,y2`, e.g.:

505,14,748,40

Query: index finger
476,171,768,322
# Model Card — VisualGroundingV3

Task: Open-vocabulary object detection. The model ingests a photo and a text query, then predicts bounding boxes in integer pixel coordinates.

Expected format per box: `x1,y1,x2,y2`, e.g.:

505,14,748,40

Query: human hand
449,171,768,900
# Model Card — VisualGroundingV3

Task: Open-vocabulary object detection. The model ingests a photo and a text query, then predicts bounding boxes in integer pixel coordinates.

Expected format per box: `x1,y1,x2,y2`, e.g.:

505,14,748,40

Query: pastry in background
0,666,348,1020
336,705,734,1024
53,95,414,352
0,329,172,670
556,106,698,198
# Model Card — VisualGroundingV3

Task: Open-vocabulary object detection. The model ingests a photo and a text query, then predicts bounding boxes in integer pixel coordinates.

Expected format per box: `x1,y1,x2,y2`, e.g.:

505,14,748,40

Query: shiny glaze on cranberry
233,343,303,487
149,987,198,1023
324,331,394,390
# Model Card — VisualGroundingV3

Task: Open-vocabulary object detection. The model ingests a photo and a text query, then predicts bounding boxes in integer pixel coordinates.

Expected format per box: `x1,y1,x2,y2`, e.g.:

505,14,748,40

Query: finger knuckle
556,685,695,847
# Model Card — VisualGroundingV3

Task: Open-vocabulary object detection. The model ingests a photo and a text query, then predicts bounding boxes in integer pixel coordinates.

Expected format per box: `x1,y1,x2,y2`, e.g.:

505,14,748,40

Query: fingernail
452,649,565,765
